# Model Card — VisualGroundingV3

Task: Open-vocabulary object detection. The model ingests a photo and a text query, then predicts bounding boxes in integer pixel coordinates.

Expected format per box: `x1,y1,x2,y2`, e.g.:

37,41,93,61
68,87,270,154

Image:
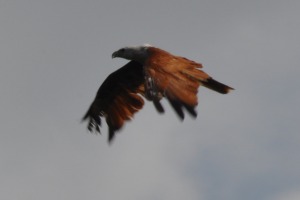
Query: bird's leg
145,74,159,101
145,75,165,113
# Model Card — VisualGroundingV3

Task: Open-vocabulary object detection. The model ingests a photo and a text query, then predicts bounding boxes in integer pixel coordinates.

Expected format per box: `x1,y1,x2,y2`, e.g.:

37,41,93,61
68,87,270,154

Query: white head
112,44,152,63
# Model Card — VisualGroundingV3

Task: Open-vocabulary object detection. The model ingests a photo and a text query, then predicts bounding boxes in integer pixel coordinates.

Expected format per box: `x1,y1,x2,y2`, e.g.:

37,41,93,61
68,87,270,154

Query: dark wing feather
82,61,145,142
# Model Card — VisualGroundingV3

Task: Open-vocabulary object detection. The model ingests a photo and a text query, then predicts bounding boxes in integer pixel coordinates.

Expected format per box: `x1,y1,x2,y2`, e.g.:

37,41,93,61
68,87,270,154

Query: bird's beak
112,51,118,59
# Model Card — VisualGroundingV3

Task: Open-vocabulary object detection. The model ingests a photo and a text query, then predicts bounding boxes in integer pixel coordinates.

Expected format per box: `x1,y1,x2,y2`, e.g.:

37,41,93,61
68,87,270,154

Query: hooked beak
112,51,118,59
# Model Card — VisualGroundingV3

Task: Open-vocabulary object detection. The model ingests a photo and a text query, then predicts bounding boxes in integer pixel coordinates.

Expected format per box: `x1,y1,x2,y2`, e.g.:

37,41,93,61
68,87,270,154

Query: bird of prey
82,44,233,142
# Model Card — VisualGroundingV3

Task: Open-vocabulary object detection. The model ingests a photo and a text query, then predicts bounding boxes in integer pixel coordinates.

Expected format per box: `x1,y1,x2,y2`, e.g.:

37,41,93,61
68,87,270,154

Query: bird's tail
181,68,234,94
201,78,234,94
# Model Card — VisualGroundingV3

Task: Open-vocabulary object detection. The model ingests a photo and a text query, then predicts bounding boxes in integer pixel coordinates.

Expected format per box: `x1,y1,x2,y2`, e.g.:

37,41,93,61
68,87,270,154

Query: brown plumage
82,61,145,141
82,45,233,142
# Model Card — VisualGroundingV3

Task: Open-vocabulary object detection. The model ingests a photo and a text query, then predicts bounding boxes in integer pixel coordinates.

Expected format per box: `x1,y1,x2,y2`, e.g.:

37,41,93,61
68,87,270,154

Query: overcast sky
1,0,300,200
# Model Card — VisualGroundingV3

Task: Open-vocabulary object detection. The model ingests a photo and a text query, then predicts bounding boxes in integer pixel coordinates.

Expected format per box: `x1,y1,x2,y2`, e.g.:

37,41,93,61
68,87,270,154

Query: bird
82,44,233,142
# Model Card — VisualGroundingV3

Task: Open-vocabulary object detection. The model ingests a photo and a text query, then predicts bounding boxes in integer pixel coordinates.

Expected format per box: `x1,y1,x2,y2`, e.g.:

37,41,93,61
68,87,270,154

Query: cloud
1,0,300,200
272,189,300,200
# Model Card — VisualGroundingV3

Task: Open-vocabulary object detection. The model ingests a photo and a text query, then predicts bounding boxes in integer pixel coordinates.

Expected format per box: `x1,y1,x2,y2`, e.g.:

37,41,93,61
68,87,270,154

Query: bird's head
112,44,151,63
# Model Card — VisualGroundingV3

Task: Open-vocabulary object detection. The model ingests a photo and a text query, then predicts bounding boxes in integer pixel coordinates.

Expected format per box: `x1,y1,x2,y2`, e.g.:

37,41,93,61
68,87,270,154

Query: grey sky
1,0,300,200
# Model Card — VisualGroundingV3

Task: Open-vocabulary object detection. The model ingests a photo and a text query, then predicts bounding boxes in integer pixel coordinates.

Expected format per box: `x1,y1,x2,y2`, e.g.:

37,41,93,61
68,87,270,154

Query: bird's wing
144,47,210,119
82,61,145,142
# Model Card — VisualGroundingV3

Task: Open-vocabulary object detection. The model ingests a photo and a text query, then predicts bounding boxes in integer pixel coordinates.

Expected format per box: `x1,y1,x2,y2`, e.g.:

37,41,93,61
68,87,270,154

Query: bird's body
83,45,233,142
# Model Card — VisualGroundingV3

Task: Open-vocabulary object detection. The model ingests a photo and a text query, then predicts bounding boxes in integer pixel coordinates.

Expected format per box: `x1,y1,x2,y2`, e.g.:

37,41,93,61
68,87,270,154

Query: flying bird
82,44,233,142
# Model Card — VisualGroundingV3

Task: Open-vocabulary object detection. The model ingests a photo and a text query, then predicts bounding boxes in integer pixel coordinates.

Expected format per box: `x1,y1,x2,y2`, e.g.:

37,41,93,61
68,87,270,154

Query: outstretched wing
82,61,145,142
144,47,211,119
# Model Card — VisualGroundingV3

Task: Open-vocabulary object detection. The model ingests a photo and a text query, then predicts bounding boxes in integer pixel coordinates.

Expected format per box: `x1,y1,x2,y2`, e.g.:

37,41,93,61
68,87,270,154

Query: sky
1,0,300,200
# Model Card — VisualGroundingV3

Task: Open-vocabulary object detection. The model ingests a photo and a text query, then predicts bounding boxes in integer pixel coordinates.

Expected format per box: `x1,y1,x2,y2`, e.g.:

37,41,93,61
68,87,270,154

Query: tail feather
201,78,234,94
181,68,233,94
